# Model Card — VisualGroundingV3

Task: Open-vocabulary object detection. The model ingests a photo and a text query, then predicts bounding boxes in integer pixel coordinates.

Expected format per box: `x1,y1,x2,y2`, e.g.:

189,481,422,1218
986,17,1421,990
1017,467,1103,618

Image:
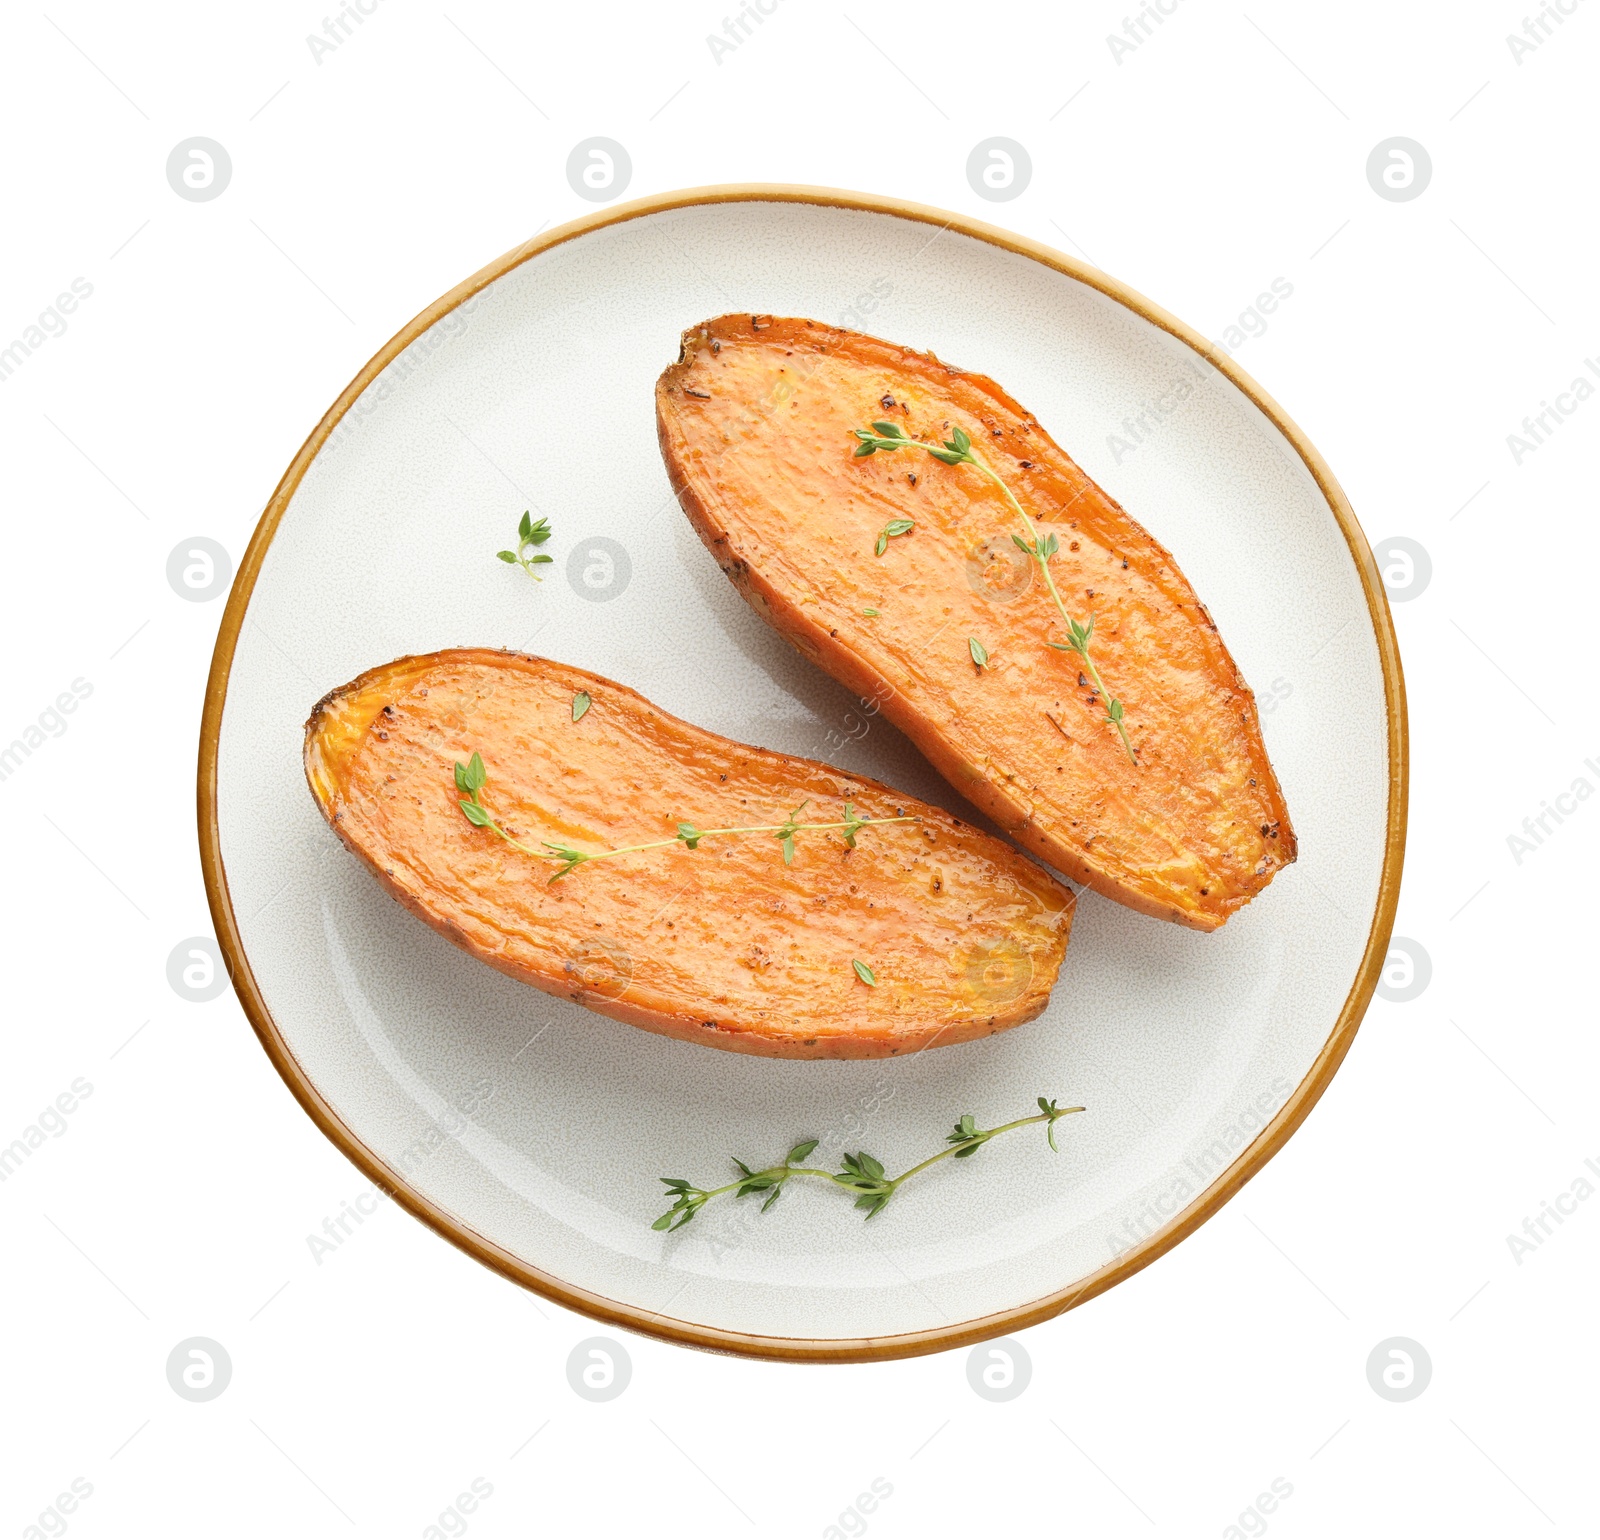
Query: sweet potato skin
304,649,1073,1059
656,316,1296,931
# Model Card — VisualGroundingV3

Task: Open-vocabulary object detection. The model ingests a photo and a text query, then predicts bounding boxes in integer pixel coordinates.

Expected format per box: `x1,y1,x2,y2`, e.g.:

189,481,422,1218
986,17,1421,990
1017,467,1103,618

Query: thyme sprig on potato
853,421,1137,762
653,1097,1085,1229
453,752,918,882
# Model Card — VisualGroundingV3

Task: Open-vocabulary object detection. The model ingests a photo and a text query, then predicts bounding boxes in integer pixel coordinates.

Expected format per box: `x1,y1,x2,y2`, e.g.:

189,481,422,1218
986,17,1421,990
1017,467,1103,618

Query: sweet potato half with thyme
304,649,1074,1059
656,315,1296,930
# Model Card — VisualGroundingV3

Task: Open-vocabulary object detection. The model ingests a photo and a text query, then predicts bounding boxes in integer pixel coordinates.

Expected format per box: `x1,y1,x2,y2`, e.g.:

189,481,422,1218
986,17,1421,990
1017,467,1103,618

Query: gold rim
198,184,1408,1364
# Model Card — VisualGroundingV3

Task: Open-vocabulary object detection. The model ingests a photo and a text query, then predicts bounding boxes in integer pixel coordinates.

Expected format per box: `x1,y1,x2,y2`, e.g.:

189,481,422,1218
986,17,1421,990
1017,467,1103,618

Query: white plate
202,187,1404,1361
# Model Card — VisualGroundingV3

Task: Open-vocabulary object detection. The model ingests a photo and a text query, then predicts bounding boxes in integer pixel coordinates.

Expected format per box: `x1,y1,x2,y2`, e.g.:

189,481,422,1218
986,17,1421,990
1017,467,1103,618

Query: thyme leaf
873,517,915,557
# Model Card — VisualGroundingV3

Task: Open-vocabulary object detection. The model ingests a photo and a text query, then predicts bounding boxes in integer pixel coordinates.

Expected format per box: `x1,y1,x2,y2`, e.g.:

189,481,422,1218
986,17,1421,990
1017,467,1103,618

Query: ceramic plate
201,187,1404,1361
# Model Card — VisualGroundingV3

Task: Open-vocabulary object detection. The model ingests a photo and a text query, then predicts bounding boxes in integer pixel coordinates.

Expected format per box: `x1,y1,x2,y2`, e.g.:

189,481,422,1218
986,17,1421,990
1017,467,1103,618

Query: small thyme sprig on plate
496,511,553,580
454,753,918,882
852,420,1137,763
652,1097,1085,1229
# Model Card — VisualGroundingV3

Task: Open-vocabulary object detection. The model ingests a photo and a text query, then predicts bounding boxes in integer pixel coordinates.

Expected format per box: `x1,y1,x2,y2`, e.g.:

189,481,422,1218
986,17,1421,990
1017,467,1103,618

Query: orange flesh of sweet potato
656,316,1297,931
304,649,1074,1059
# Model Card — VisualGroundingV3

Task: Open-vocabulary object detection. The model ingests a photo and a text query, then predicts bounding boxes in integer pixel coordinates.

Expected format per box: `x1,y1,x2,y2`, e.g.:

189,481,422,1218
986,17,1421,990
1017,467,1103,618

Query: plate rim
198,183,1409,1363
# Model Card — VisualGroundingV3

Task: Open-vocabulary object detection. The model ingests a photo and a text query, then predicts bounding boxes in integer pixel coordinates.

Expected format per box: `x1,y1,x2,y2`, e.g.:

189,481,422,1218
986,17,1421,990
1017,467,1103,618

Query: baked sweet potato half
304,649,1074,1059
657,315,1296,931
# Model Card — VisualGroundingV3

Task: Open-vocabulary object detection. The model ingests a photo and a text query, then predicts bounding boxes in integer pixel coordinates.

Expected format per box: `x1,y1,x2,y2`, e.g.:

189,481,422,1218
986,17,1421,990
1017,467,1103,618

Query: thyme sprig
454,752,918,882
653,1097,1085,1229
852,420,1137,762
496,511,553,580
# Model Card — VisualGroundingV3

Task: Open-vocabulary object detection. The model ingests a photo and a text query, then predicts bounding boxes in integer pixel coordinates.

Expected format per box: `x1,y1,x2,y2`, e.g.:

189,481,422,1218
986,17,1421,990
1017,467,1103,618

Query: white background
2,2,1597,1536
